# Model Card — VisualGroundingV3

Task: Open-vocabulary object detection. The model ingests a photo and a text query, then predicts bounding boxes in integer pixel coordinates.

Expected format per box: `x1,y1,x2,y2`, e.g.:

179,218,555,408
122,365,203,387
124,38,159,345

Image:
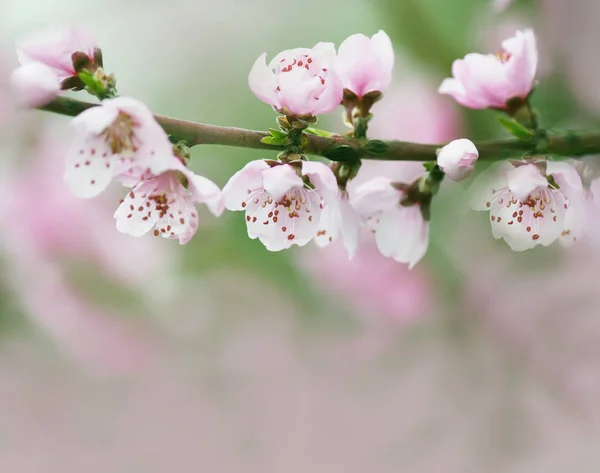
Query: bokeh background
2,0,600,471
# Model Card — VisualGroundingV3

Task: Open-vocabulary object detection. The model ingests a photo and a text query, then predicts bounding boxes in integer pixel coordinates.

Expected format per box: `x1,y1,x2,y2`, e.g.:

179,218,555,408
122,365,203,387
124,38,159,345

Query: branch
40,97,600,162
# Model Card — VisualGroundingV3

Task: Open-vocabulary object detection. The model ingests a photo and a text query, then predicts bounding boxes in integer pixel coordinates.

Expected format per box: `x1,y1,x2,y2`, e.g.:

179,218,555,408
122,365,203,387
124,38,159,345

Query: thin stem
39,97,600,162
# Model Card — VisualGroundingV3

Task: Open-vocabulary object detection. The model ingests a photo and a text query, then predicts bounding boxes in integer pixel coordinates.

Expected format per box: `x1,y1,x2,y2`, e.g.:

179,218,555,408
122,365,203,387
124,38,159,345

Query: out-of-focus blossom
336,30,394,98
248,42,342,117
352,176,429,269
10,62,60,107
114,160,224,244
436,138,479,182
470,160,583,251
0,129,171,373
439,29,538,110
493,0,513,12
16,26,98,80
223,160,338,251
314,190,360,258
65,97,176,198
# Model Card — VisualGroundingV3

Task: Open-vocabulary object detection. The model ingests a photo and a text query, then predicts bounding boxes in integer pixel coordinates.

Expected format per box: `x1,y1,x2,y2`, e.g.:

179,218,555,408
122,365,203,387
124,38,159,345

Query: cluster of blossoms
10,25,600,267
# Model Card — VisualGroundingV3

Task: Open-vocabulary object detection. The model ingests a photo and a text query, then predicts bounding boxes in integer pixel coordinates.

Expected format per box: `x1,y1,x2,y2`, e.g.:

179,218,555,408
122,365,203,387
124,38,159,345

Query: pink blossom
439,29,538,109
114,160,224,244
222,160,338,251
336,30,394,98
65,97,177,199
248,42,343,117
352,177,429,268
470,160,583,251
314,190,361,258
10,62,60,107
436,138,479,181
16,26,98,80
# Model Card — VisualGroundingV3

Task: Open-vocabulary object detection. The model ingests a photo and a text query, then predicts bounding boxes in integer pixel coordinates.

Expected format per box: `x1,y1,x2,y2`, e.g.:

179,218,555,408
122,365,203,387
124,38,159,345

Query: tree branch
40,97,600,162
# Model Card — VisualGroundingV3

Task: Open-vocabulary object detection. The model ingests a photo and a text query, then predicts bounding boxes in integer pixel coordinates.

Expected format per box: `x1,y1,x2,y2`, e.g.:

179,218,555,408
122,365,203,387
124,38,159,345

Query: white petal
222,160,270,210
64,135,115,198
546,160,583,193
262,164,303,202
248,53,279,107
351,177,399,217
302,160,339,203
185,169,224,217
155,193,198,244
468,162,512,211
70,104,119,135
114,182,159,237
10,63,60,108
339,195,361,259
506,164,547,201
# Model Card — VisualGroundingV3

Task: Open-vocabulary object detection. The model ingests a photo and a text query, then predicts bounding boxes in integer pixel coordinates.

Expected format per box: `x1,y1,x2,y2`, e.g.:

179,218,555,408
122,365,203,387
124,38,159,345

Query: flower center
276,54,327,86
496,48,512,64
104,112,138,155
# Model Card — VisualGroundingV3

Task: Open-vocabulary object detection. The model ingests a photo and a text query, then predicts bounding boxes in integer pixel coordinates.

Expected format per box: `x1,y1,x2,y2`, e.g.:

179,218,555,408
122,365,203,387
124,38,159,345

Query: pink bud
10,63,60,108
436,138,479,181
439,29,538,109
16,26,98,80
248,42,343,118
336,30,394,98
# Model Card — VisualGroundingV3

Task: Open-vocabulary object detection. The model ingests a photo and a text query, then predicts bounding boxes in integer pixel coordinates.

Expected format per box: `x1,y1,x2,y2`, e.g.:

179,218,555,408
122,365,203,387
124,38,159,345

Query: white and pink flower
470,160,584,250
436,138,479,181
352,177,429,268
16,26,98,81
114,160,224,245
248,43,343,118
222,160,339,251
336,30,394,98
65,97,177,199
439,29,538,110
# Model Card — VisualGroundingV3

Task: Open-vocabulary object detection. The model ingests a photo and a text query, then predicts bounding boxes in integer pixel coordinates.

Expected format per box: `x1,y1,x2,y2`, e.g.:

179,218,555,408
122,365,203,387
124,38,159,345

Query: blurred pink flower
336,30,394,98
10,62,60,107
249,42,342,117
65,97,177,198
436,138,479,182
439,29,537,109
223,160,338,251
0,129,174,372
469,160,583,251
16,26,98,80
114,161,223,244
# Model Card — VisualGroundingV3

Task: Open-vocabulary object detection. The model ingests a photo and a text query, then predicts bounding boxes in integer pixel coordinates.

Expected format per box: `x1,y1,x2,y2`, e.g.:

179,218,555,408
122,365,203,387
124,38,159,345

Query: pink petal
301,160,339,204
222,159,270,210
262,164,303,201
248,52,278,108
114,181,159,237
185,170,224,217
506,163,547,201
351,177,399,217
64,135,115,198
10,63,60,108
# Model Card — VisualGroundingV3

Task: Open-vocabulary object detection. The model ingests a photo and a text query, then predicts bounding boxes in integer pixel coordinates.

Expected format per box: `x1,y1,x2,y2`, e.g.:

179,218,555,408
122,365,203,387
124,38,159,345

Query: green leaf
260,136,285,146
364,139,391,156
498,115,534,140
323,145,360,162
268,128,288,140
304,127,333,137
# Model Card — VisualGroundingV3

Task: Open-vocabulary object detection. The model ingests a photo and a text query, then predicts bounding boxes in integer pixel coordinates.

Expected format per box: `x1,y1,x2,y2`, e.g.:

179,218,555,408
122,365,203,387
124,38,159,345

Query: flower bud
436,138,479,181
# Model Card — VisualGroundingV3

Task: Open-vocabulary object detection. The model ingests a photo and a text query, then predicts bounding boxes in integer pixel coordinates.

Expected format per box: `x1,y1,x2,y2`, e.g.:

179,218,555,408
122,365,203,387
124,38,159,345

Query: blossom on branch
114,160,223,245
15,26,100,92
223,160,339,251
64,97,177,199
439,29,538,110
352,177,429,268
248,43,343,118
470,160,583,251
336,30,394,99
436,138,479,181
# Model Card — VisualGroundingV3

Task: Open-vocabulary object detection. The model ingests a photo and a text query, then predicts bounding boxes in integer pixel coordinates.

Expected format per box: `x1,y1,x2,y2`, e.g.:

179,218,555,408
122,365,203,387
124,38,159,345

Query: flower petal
222,160,270,210
262,164,303,201
506,163,547,201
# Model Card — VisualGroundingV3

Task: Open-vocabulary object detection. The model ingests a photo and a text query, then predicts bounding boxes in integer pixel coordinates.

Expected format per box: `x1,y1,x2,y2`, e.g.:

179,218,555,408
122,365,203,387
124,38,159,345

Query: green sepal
304,127,333,137
364,139,391,156
78,70,105,97
260,128,289,146
323,145,360,162
498,115,535,140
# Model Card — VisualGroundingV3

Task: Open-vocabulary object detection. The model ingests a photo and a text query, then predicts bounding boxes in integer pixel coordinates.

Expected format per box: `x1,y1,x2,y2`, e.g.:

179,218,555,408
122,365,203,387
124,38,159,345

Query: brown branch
40,97,600,162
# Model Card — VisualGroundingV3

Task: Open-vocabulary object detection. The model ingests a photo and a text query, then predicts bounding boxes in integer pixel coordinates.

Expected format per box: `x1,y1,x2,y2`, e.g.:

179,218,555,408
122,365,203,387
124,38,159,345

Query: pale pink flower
16,26,98,80
439,29,538,109
10,62,60,107
436,138,479,182
65,97,177,199
248,42,343,117
223,160,338,251
470,161,583,251
114,160,224,244
352,177,429,268
314,191,361,258
336,30,394,98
